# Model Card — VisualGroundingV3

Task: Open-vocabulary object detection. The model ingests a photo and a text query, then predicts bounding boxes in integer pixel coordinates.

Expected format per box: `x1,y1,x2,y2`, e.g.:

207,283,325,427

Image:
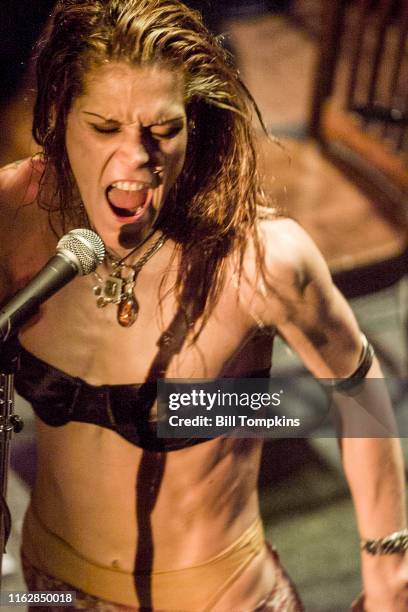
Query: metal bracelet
360,528,408,555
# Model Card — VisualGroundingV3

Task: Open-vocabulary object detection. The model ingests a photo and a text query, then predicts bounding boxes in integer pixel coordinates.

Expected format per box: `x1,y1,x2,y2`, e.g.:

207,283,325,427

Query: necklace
93,233,167,327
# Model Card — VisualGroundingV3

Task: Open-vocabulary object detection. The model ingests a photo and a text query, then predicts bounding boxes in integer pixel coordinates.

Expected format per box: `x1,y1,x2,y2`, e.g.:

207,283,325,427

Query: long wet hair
33,0,273,330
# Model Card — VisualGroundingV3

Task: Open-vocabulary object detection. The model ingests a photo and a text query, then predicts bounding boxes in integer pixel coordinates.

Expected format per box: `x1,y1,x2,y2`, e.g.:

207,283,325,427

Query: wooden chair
239,0,408,512
309,0,408,298
311,0,408,377
258,0,408,374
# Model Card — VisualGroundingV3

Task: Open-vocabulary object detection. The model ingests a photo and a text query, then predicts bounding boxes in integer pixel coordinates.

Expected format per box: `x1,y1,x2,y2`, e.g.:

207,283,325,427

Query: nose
117,132,150,168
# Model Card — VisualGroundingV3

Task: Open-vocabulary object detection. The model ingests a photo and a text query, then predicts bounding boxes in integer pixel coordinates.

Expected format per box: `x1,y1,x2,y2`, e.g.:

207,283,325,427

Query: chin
119,206,158,248
95,210,158,254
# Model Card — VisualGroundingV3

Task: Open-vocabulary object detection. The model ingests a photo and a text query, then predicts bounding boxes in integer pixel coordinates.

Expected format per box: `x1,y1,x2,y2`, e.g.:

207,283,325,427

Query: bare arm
0,156,43,208
258,219,408,611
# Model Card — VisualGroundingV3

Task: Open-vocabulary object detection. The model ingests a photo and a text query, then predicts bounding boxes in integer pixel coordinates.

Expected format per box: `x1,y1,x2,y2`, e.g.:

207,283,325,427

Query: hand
351,592,365,611
352,586,408,612
356,553,408,611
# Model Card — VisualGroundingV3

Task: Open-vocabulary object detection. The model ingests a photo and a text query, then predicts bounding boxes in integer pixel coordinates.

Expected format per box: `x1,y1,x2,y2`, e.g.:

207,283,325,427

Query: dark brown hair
33,0,273,330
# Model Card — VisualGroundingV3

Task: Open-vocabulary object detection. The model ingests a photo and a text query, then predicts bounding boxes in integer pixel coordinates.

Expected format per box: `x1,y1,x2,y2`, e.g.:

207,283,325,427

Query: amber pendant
117,294,139,327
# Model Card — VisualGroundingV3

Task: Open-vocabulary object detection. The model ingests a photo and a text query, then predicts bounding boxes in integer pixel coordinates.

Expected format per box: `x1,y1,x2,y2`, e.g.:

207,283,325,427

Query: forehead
75,62,186,122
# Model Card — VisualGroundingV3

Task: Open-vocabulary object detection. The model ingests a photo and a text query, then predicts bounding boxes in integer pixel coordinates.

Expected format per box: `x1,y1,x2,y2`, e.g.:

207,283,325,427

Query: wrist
360,528,408,585
361,551,408,611
362,550,407,584
360,529,408,555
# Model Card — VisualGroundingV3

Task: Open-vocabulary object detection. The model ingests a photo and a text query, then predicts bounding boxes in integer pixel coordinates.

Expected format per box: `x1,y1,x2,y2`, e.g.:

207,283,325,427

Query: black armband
320,333,374,393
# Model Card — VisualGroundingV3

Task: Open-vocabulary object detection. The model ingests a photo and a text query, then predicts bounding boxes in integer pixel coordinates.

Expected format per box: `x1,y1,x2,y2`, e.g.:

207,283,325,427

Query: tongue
107,187,147,211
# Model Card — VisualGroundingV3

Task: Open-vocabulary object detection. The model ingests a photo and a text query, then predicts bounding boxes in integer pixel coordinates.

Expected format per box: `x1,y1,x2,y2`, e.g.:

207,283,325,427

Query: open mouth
106,181,151,220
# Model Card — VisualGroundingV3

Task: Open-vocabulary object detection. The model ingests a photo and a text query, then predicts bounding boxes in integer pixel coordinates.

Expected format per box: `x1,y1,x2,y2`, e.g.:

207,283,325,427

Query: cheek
175,150,186,176
66,130,86,180
66,116,98,171
66,128,100,200
66,145,88,197
168,137,188,176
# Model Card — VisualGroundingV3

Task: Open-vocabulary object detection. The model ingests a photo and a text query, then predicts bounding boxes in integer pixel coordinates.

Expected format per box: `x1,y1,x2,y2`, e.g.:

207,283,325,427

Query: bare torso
1,164,281,607
22,253,273,573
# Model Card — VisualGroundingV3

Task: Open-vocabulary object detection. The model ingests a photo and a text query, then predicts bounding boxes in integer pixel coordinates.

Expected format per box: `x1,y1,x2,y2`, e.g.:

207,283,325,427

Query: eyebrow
82,111,185,126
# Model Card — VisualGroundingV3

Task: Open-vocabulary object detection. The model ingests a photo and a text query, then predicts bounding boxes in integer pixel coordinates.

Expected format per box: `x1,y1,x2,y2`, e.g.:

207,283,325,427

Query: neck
107,229,157,261
104,230,169,271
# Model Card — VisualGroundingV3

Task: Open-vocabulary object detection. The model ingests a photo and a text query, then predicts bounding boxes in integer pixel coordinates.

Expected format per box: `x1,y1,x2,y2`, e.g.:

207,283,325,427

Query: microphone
0,229,105,342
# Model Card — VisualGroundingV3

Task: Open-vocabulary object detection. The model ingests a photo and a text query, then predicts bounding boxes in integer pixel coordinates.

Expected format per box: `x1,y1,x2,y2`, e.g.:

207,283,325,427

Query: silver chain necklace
93,233,167,327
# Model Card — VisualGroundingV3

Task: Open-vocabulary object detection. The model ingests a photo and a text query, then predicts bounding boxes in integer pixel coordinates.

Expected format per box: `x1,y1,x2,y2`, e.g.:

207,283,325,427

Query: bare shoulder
258,217,331,291
0,157,47,301
0,156,45,240
0,156,44,209
241,217,334,328
251,219,363,378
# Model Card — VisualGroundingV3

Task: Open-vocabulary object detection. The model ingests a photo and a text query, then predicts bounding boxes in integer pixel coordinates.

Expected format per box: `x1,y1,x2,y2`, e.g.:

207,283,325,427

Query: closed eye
91,124,120,134
89,122,185,139
150,126,184,141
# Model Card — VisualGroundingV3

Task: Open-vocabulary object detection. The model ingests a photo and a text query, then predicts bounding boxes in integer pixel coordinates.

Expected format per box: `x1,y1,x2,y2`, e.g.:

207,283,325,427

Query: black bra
14,344,271,452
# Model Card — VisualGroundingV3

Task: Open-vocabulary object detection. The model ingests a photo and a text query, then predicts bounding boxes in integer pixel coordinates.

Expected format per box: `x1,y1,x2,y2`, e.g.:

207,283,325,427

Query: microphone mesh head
57,229,106,275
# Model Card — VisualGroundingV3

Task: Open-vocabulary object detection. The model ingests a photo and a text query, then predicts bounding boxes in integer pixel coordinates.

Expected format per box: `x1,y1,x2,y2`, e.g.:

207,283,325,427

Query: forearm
334,358,408,606
341,436,406,539
335,357,406,534
343,438,407,605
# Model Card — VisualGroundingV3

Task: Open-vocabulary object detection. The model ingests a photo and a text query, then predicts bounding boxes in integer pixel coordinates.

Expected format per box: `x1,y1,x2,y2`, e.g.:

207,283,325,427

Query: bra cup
15,353,78,427
15,344,271,451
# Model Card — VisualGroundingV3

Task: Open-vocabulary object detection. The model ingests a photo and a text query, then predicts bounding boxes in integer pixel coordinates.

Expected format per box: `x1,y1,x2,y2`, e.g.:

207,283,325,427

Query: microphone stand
0,338,24,591
0,229,105,592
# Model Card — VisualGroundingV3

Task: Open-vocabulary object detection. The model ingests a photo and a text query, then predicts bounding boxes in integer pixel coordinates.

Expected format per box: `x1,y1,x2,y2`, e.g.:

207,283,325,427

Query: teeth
110,181,148,191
